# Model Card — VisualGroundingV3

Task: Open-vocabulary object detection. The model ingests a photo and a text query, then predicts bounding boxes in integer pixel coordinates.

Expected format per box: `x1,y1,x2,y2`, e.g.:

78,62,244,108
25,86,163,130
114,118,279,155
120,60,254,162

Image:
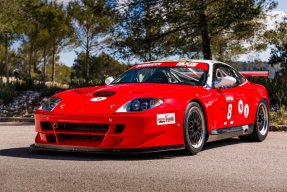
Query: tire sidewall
253,99,269,141
183,102,206,154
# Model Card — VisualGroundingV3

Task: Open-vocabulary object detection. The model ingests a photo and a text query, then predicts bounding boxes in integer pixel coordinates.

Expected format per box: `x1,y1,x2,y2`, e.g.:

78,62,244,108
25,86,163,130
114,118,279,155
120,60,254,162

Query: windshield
111,67,208,86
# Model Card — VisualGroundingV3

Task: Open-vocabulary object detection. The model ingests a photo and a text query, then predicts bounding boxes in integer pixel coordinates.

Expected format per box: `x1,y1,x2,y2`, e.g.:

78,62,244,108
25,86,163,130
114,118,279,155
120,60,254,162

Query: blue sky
13,0,287,67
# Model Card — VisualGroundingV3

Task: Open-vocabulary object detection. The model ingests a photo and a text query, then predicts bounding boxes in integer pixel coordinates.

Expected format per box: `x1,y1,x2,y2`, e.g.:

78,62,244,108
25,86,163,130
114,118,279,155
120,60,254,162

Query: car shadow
0,137,252,161
202,137,253,151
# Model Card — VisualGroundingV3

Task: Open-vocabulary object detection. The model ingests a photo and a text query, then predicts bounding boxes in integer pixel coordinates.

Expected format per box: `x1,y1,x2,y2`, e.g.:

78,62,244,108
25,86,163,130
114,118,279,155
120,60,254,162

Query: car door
211,64,250,129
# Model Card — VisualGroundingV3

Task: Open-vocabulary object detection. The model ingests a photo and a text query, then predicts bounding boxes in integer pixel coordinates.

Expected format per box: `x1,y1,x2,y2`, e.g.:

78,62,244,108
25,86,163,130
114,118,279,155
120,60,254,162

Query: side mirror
105,77,114,85
214,76,236,89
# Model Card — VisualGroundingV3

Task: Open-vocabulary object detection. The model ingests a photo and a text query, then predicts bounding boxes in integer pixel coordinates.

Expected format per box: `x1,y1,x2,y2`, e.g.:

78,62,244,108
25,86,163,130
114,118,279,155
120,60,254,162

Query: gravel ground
0,122,287,192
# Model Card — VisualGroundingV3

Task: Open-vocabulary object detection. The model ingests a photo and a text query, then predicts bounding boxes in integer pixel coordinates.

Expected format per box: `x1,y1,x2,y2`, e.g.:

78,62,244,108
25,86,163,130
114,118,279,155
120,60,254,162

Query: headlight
116,98,163,112
38,97,61,111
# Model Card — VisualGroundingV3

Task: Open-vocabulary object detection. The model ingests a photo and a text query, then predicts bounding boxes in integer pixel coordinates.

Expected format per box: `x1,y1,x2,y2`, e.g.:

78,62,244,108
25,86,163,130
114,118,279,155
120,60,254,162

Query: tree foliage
112,0,277,61
67,0,115,78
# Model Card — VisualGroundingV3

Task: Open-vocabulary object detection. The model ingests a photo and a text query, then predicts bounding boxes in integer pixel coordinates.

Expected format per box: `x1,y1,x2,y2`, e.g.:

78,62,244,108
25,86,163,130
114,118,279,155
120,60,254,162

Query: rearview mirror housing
105,77,114,85
214,76,236,89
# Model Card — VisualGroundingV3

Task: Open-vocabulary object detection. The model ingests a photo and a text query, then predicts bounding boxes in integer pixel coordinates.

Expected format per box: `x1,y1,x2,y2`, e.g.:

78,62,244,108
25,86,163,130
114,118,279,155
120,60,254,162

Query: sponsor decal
157,113,175,125
244,104,249,118
238,100,243,114
230,121,234,125
90,97,107,101
176,62,198,67
225,96,234,102
224,122,227,125
136,63,162,68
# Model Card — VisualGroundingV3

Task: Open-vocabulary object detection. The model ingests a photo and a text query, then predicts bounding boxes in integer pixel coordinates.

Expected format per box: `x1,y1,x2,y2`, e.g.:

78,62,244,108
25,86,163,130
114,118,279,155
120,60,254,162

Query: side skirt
206,124,254,142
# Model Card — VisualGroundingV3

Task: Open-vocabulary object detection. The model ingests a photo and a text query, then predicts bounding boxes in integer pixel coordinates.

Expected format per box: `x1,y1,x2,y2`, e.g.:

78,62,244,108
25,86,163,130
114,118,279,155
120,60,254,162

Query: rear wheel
239,99,269,141
184,102,206,155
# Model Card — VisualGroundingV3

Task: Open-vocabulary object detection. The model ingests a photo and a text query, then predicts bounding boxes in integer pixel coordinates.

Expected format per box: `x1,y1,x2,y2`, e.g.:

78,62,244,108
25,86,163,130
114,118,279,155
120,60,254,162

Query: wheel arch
187,99,210,142
248,84,269,125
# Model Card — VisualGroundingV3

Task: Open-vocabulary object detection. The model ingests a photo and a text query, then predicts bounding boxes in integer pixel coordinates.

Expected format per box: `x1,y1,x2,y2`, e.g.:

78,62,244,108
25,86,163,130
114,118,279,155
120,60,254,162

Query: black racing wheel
239,99,269,142
184,102,206,155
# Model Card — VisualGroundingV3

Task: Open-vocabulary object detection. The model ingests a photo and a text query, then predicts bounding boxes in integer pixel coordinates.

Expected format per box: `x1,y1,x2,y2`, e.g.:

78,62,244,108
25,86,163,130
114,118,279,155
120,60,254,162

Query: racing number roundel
238,100,243,114
244,104,249,118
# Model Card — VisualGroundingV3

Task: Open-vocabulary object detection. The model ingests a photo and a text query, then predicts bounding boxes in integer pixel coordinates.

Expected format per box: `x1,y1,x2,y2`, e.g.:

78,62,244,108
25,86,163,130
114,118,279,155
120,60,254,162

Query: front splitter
30,143,185,154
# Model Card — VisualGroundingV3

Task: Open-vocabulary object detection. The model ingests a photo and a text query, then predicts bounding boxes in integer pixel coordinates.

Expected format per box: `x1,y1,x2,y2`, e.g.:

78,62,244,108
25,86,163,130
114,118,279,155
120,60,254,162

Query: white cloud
238,10,287,62
48,0,72,5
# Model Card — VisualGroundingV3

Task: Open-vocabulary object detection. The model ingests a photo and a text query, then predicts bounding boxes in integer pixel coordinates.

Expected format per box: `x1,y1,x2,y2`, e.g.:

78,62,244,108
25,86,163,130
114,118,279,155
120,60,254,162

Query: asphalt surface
0,122,287,192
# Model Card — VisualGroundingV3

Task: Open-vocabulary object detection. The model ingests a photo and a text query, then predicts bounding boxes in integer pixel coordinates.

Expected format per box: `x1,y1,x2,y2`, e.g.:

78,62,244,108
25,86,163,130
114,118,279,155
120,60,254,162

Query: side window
213,64,237,89
233,70,246,85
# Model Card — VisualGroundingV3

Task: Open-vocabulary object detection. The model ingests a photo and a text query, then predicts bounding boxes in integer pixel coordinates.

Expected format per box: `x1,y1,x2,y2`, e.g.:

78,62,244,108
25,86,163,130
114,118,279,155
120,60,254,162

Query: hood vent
73,87,99,94
94,91,116,97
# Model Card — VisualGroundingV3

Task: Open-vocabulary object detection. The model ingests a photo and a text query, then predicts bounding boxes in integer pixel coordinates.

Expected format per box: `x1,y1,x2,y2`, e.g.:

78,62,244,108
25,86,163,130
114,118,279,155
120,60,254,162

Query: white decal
90,97,107,101
176,62,198,67
238,100,243,114
157,113,175,125
136,63,162,68
227,104,232,120
224,122,227,125
226,96,234,102
244,104,249,118
230,121,234,125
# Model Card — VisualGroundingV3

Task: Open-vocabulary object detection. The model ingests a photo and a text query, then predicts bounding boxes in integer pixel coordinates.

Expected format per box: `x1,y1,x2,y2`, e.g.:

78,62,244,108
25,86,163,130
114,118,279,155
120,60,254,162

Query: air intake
94,92,116,97
41,122,53,130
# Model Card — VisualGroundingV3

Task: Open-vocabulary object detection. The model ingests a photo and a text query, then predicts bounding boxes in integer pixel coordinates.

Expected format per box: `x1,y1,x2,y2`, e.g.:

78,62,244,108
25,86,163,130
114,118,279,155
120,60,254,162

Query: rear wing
239,70,275,79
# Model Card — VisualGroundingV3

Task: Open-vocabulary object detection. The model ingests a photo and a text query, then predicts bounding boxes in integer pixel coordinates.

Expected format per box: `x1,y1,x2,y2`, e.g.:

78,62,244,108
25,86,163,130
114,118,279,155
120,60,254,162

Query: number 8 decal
227,104,232,120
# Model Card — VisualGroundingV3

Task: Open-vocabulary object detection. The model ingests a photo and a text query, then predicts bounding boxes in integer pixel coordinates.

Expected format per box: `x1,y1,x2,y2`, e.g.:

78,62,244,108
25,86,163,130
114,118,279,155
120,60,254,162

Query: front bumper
34,111,185,152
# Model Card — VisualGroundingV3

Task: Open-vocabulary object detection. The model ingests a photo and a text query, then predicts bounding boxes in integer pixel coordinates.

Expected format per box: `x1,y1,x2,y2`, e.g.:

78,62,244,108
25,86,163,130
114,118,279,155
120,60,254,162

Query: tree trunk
29,42,34,78
199,0,212,60
52,43,56,84
5,34,9,84
86,35,89,79
43,45,46,86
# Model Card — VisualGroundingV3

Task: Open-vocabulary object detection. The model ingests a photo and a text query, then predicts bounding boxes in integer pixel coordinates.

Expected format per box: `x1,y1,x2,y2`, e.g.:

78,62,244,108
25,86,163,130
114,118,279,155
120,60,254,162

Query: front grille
63,123,109,132
60,134,104,141
41,122,53,130
115,124,125,133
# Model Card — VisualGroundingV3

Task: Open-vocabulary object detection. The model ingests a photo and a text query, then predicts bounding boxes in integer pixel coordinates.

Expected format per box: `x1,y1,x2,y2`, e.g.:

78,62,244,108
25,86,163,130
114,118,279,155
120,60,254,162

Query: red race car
32,60,270,154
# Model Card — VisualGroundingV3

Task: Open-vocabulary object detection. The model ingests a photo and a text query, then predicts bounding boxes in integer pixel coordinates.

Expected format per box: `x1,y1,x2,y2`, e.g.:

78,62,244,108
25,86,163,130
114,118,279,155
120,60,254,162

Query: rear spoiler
239,70,275,79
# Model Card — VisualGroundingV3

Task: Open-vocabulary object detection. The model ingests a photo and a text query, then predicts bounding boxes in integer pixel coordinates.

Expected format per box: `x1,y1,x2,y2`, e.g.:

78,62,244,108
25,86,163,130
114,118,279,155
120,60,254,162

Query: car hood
50,83,192,115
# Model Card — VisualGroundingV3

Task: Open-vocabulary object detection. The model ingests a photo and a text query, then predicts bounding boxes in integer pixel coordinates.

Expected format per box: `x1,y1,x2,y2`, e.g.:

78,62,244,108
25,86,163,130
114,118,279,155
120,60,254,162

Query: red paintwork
34,61,269,151
240,71,268,77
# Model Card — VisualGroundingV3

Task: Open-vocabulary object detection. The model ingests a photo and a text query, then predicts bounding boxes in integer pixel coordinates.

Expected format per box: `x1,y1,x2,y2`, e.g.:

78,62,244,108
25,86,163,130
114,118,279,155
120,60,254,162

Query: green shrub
0,86,16,104
277,110,284,117
277,118,285,125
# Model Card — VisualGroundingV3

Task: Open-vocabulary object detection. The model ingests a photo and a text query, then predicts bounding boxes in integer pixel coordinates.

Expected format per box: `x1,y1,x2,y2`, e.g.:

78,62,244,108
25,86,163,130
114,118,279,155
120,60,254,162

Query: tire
239,99,269,142
183,102,206,155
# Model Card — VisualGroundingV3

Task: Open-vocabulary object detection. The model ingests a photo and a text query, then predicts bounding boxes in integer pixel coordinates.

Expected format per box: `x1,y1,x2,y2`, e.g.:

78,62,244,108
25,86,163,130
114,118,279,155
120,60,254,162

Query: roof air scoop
94,92,116,97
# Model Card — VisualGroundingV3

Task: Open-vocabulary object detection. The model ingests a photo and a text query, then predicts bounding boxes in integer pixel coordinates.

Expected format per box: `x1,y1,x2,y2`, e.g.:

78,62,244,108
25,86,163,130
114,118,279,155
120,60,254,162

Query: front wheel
184,102,206,155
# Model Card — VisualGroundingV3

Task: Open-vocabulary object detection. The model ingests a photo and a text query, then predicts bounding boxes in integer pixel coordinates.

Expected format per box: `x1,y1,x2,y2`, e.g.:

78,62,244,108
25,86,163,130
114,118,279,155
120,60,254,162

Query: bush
0,86,16,104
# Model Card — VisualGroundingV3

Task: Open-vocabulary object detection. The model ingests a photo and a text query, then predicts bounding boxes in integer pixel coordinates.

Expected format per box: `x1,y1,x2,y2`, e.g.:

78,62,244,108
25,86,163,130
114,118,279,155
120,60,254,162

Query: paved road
1,122,287,192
